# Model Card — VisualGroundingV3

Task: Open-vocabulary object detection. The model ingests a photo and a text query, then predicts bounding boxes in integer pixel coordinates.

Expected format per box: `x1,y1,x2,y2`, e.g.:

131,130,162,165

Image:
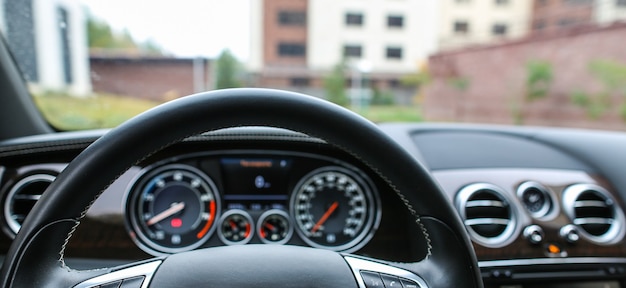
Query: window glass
387,15,404,28
278,43,306,57
345,13,364,26
454,21,470,34
492,23,508,35
278,11,306,26
386,47,402,59
343,45,363,58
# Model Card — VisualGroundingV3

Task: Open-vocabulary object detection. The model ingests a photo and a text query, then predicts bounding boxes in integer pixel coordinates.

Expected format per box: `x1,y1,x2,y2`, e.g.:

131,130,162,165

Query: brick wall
424,22,626,130
90,57,212,102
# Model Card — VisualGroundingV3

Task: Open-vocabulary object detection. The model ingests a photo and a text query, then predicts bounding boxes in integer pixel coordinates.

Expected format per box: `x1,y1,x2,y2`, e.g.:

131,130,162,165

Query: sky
81,0,251,60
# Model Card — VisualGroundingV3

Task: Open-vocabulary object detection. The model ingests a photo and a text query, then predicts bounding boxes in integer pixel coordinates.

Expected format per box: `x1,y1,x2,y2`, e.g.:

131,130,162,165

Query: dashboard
0,124,625,287
0,128,421,264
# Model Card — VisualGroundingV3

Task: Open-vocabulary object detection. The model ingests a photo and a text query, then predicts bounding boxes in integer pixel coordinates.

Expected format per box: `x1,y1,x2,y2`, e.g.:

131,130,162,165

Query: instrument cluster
123,151,381,256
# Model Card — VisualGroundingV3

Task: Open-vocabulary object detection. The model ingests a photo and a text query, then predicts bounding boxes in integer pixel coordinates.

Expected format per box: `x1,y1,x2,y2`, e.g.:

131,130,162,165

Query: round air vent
456,183,518,248
563,184,625,245
3,174,55,235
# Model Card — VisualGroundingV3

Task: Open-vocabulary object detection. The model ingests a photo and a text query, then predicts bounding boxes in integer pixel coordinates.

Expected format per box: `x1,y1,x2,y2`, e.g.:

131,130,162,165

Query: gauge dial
258,209,292,244
290,166,379,252
125,164,220,255
218,210,253,245
517,182,552,219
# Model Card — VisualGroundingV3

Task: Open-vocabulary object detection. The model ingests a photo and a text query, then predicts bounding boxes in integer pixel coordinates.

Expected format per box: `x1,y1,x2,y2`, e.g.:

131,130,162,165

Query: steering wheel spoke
344,256,428,288
74,261,161,288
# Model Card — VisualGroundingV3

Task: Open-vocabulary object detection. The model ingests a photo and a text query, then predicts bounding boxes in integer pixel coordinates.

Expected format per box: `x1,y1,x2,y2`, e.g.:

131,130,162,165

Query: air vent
3,174,55,235
563,184,625,245
456,183,517,248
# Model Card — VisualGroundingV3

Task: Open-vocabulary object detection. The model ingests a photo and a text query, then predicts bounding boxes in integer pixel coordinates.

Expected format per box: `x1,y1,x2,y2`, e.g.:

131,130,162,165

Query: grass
33,93,422,130
351,105,423,123
33,93,161,130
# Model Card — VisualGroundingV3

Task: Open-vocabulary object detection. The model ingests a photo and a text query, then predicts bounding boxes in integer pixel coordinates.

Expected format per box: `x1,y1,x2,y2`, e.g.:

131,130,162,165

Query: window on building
495,0,509,5
278,43,306,57
58,7,73,84
564,0,593,5
278,11,306,26
534,19,546,30
386,47,403,59
343,45,363,58
387,15,404,28
454,21,469,34
345,13,364,26
618,0,626,6
388,79,400,88
492,23,508,36
558,18,576,27
289,77,310,87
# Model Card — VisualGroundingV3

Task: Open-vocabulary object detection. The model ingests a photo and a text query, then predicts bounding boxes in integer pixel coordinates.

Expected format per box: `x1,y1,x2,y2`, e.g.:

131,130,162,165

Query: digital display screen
220,158,291,203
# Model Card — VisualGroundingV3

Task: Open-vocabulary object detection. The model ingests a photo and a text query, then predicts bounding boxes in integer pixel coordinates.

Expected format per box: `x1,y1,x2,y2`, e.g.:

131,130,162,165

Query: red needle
229,220,237,231
311,201,339,234
264,222,276,231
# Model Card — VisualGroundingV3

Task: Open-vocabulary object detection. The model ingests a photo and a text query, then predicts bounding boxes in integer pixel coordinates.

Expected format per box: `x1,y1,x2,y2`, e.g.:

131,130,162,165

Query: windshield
1,0,625,131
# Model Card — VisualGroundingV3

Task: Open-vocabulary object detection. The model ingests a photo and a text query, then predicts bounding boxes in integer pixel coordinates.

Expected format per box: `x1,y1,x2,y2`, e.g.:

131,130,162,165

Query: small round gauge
258,209,292,244
290,166,380,252
218,210,253,245
125,164,220,255
517,181,553,219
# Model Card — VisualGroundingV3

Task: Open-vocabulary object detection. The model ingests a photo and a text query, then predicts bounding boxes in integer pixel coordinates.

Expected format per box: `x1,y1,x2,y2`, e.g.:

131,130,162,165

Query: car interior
0,1,625,288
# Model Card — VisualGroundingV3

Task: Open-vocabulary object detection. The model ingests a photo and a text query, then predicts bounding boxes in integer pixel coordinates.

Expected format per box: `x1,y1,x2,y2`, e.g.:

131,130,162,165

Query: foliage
87,15,164,55
215,49,242,89
447,77,470,91
588,60,626,93
570,60,626,121
525,60,553,101
323,62,349,106
401,64,431,87
371,87,395,105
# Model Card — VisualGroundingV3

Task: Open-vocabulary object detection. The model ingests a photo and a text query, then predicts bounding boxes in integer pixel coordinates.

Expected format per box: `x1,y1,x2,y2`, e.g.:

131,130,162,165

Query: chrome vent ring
456,183,518,248
4,174,55,236
563,184,625,245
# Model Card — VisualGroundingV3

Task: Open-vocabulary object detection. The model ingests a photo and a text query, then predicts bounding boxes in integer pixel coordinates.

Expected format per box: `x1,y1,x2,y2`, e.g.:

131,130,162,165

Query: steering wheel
0,89,482,287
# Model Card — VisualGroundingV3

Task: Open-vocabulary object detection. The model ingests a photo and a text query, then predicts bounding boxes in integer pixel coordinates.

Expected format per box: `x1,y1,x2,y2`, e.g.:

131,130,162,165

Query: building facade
0,0,91,96
248,0,437,101
531,0,626,34
438,0,533,51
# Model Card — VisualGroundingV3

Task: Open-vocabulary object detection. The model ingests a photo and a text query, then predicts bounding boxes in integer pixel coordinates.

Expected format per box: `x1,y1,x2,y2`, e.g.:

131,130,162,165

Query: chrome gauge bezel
516,181,558,220
289,166,381,253
257,209,293,245
124,164,221,256
217,209,254,245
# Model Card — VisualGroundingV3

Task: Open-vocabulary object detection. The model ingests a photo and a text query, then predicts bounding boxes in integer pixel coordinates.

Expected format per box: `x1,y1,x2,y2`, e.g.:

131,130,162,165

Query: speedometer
290,166,380,252
125,164,220,255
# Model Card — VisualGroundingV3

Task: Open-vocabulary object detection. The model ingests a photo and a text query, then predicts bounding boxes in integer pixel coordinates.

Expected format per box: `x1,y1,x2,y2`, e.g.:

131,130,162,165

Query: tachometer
125,164,220,255
290,166,379,252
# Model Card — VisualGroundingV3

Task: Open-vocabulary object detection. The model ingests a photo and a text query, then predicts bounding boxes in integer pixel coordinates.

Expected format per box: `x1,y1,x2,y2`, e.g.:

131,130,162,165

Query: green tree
87,15,164,55
526,60,553,101
215,49,242,89
571,59,626,120
323,62,348,106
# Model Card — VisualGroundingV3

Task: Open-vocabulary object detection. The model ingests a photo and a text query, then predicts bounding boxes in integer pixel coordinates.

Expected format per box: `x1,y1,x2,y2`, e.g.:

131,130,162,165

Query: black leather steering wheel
0,89,482,287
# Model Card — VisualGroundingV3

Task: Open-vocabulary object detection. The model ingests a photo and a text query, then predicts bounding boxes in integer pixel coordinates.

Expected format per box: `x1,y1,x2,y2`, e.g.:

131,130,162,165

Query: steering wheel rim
0,88,482,287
